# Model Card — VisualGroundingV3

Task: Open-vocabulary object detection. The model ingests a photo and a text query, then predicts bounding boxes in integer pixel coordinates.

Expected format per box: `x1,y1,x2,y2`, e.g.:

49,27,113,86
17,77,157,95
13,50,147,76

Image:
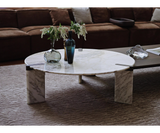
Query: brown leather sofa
0,7,160,62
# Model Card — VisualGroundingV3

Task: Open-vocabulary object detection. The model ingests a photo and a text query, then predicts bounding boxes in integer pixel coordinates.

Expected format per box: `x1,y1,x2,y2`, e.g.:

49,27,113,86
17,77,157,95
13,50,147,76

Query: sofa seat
0,28,29,38
20,25,52,54
21,25,51,34
129,22,160,46
85,23,113,27
0,28,30,61
84,24,129,48
0,27,19,31
152,22,160,27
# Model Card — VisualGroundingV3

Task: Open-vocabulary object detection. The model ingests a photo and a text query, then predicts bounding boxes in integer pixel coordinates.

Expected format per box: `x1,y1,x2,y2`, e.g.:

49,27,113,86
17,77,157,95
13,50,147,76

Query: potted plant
41,21,87,63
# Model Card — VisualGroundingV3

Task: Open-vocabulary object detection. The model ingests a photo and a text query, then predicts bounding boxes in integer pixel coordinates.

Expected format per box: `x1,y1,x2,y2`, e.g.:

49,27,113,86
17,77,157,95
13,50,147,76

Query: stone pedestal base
79,75,82,84
26,68,133,104
26,69,45,104
114,70,133,104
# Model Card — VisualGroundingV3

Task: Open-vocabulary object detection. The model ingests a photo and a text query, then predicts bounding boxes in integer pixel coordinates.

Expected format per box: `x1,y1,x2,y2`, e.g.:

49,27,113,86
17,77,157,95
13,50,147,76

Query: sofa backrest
16,9,53,28
132,8,153,21
0,7,155,29
108,7,153,21
109,8,135,20
90,7,110,23
0,9,18,28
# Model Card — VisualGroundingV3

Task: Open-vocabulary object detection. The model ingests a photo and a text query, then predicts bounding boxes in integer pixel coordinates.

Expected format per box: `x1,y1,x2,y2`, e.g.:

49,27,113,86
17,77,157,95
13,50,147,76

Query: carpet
0,64,160,125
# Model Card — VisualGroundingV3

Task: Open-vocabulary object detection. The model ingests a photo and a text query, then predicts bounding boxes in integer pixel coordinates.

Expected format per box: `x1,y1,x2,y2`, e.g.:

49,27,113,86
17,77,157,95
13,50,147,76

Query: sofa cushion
21,25,50,53
17,9,52,28
50,9,71,25
151,8,160,22
0,9,18,28
133,8,153,21
129,22,160,46
21,25,51,35
153,22,160,27
85,23,112,27
72,7,93,24
0,28,30,61
84,24,129,48
109,8,134,20
0,27,19,31
0,29,29,38
90,8,110,23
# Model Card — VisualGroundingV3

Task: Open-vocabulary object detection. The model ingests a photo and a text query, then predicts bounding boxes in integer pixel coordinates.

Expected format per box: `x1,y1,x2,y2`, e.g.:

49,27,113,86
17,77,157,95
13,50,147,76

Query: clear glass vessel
44,39,61,63
126,45,148,59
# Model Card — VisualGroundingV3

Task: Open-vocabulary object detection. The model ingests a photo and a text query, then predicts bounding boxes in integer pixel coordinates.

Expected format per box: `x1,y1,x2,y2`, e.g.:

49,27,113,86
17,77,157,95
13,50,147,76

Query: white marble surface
25,49,135,75
115,70,133,104
26,70,45,104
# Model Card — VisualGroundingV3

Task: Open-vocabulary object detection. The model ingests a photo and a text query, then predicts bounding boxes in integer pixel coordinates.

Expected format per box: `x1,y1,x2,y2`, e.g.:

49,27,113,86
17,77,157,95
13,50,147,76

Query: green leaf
71,21,74,25
80,22,84,25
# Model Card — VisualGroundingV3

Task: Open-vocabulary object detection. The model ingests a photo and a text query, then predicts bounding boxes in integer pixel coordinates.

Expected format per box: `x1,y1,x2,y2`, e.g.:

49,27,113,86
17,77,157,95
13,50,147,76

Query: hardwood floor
0,60,24,66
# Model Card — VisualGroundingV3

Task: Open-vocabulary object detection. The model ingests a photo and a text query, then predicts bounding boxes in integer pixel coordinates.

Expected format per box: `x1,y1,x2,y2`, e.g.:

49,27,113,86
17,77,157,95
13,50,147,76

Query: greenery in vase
40,21,87,42
70,21,87,40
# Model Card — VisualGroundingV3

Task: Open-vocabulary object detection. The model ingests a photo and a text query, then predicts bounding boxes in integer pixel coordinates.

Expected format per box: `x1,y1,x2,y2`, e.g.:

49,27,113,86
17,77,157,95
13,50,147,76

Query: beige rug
0,64,160,125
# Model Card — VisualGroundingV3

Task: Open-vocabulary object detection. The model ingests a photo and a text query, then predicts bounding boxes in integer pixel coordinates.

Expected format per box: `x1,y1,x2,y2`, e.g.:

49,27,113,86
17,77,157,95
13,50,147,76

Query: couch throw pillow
50,9,71,25
72,7,93,24
151,8,160,22
90,8,110,23
133,8,153,21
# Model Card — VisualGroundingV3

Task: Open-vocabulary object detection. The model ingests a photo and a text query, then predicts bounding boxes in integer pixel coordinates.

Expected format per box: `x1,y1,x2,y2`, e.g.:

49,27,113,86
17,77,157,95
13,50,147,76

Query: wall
0,5,57,9
0,5,160,9
0,5,23,9
23,5,57,8
89,5,160,9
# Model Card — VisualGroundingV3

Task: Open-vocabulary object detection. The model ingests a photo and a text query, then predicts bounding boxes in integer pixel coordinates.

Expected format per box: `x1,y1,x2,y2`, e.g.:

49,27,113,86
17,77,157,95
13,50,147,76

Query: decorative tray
109,18,135,27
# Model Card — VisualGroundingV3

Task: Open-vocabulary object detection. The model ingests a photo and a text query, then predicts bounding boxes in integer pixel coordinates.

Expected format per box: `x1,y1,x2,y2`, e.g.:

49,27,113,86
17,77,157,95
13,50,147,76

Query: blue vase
65,31,76,64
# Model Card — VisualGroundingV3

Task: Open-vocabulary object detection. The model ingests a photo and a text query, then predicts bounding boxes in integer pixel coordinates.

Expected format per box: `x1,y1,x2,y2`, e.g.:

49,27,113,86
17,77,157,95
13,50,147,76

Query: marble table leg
114,69,133,104
79,75,82,84
26,69,45,104
79,75,96,84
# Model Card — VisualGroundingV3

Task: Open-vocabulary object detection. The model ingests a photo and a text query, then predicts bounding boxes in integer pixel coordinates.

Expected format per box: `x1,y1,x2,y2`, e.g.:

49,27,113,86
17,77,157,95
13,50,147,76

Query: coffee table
25,49,135,105
108,44,160,69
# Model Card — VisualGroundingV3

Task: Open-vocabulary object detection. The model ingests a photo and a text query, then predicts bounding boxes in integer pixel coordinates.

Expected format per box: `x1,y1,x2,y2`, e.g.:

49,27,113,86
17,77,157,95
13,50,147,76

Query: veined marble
115,70,133,104
26,70,45,104
25,49,135,104
25,49,135,75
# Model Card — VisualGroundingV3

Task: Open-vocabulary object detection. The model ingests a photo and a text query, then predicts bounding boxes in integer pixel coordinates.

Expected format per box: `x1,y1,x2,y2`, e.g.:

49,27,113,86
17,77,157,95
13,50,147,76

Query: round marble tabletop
25,49,135,75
